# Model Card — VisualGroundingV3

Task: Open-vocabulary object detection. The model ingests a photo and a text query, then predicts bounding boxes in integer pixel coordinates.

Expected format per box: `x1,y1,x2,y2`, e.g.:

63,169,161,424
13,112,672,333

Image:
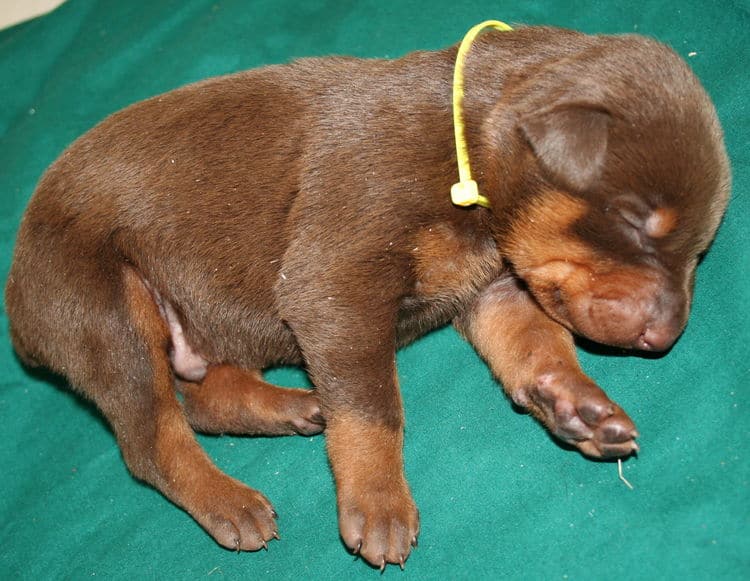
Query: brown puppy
5,26,730,569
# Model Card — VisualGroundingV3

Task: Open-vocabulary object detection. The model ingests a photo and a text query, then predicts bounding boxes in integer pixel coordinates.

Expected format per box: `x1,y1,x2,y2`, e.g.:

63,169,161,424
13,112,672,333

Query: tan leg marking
122,268,279,551
326,414,419,570
179,364,324,436
463,275,639,458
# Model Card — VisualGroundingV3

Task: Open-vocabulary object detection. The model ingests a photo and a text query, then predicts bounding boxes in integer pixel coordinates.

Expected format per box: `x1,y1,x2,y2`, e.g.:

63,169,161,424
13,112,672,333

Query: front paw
518,372,639,458
338,485,420,570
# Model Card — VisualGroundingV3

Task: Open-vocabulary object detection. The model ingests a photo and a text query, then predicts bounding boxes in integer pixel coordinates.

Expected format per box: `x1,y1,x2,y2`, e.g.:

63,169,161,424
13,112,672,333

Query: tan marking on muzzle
504,189,594,273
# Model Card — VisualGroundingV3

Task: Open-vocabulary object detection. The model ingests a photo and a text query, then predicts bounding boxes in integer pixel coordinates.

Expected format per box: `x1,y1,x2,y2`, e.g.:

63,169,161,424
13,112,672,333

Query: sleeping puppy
5,26,729,569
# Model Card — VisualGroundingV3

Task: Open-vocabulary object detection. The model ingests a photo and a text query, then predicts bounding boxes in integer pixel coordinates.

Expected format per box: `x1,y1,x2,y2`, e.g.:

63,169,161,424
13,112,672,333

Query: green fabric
1,1,748,578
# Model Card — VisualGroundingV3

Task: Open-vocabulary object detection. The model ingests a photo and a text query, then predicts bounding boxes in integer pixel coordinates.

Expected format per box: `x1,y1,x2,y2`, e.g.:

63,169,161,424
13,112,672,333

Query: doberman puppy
6,26,730,569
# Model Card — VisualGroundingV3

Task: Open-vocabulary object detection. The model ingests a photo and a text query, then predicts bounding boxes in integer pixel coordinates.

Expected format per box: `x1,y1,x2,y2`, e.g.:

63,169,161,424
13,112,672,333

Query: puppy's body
6,27,729,568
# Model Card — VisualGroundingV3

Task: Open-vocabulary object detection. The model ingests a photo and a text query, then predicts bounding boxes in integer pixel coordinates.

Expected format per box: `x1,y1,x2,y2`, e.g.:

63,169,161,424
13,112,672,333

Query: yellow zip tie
451,20,513,208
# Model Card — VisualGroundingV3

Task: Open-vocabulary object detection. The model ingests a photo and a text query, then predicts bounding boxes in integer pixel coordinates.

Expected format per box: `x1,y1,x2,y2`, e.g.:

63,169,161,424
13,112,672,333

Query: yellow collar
450,20,513,209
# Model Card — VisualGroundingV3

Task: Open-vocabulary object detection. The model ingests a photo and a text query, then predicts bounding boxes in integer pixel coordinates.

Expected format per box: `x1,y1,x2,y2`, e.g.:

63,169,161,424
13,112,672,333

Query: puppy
5,26,730,569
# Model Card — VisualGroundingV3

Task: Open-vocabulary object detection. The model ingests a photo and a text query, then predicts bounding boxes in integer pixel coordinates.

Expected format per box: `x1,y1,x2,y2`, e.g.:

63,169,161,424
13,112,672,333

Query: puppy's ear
520,105,611,192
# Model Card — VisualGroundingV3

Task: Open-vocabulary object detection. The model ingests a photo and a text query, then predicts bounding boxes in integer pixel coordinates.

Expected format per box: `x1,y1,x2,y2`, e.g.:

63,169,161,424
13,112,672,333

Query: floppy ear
520,105,611,192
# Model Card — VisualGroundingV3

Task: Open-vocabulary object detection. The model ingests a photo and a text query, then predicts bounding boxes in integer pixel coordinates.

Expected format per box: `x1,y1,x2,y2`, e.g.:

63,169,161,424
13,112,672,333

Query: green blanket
1,1,747,578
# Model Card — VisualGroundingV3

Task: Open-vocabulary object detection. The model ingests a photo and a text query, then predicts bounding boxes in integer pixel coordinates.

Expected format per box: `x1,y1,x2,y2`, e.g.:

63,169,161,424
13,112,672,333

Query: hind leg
99,268,280,551
178,365,325,436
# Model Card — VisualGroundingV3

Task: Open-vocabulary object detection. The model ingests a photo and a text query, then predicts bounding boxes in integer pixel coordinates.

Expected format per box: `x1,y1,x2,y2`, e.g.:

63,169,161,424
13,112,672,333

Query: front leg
278,264,418,569
458,275,639,458
327,405,419,570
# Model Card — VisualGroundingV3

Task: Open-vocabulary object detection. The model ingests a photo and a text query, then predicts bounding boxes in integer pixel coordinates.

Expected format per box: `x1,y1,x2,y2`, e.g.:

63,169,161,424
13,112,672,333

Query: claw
353,540,362,556
411,536,418,548
272,531,280,541
379,558,386,573
261,540,268,551
271,509,278,519
399,555,406,570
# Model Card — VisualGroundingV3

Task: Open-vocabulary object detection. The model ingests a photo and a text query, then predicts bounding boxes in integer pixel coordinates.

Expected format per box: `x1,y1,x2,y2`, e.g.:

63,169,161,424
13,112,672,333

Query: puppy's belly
140,268,471,379
149,288,458,379
396,295,466,347
164,293,454,376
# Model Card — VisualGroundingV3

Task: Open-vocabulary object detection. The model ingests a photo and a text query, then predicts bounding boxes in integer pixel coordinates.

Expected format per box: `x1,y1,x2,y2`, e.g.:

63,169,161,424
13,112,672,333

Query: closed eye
618,207,644,230
616,208,648,249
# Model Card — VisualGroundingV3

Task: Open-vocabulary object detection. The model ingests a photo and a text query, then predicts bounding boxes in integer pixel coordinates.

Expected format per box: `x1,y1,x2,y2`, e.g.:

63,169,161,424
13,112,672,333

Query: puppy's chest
398,223,502,335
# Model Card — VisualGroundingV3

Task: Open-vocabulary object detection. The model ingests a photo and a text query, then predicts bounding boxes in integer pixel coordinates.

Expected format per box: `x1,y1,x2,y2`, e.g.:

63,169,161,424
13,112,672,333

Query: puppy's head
490,35,730,351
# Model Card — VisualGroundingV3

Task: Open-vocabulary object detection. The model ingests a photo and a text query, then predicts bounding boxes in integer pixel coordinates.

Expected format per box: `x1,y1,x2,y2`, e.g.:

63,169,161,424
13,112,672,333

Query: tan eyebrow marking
644,207,678,238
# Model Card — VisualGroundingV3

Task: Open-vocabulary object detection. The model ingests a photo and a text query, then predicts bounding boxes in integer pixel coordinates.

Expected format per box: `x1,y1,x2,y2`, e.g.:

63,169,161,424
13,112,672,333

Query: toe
338,498,419,570
194,482,280,552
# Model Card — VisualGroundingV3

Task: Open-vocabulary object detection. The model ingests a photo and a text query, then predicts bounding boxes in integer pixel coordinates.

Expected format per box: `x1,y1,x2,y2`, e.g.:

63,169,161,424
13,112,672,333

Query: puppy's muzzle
568,274,688,352
528,262,689,352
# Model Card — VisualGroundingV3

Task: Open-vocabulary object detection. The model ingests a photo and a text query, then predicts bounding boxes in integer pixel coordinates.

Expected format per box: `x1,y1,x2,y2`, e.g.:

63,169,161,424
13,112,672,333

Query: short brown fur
6,26,730,569
178,365,324,436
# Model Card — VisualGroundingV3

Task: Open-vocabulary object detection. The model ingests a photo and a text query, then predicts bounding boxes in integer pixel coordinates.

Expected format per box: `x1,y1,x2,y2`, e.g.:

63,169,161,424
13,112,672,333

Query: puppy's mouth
523,261,688,352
